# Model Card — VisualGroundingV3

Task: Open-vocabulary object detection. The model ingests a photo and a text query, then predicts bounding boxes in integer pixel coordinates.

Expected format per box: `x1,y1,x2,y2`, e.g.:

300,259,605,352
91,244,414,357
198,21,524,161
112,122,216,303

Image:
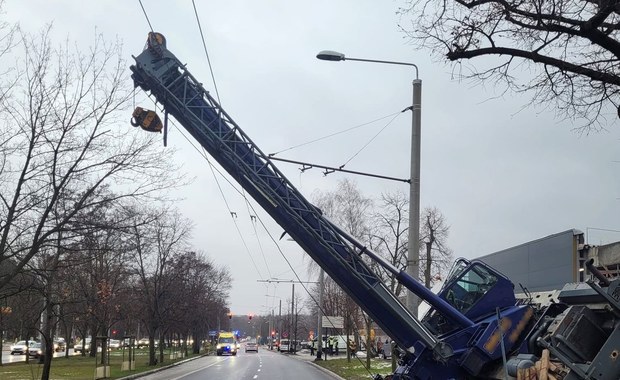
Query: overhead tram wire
191,0,222,104
242,188,273,279
146,100,267,281
339,109,402,169
254,210,377,377
135,0,274,289
165,109,335,323
269,110,403,157
191,0,274,281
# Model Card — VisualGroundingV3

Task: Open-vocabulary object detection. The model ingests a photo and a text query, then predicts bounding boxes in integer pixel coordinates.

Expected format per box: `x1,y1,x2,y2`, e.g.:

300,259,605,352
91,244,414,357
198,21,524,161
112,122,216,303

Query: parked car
137,338,149,348
136,338,157,348
245,339,258,353
28,343,45,359
109,339,121,349
74,338,91,353
278,339,290,352
54,338,67,352
10,340,38,355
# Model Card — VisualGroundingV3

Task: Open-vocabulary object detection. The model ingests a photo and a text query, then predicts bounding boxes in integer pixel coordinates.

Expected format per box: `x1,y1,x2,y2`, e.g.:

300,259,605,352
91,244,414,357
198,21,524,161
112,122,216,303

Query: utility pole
270,310,274,350
291,283,295,353
257,278,319,353
317,268,324,361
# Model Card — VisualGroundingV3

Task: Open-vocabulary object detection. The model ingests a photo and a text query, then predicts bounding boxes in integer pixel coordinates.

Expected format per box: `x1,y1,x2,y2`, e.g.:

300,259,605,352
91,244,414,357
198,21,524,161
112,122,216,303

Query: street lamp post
316,268,324,360
316,50,421,316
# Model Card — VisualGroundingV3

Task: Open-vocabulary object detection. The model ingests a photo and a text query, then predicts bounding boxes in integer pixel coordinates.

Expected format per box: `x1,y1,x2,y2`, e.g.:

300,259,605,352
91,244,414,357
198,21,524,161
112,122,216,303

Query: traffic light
271,330,275,336
248,314,253,320
227,312,232,319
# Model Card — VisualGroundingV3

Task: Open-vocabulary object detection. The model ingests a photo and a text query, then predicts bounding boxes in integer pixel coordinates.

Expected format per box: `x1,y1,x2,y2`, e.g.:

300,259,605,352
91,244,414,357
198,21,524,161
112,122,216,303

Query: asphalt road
138,348,339,380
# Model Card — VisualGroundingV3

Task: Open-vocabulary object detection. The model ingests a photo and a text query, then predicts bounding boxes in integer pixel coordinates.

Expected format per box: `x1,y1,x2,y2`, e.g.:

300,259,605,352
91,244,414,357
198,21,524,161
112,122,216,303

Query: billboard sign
322,316,344,329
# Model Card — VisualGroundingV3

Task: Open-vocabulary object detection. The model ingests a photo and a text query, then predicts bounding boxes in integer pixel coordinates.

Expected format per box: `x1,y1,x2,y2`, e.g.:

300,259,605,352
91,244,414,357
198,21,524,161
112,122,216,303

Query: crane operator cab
422,258,516,336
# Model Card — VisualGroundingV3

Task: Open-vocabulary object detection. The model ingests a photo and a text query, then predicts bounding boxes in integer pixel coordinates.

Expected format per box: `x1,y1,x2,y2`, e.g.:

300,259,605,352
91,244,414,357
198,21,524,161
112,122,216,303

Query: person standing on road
335,339,339,356
310,340,315,356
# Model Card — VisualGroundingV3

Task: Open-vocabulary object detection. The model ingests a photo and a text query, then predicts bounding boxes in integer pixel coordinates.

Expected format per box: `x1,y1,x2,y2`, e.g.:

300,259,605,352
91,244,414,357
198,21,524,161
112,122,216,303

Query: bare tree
167,251,231,355
0,24,178,299
130,206,192,365
370,190,408,297
312,179,372,363
399,0,620,130
419,207,453,288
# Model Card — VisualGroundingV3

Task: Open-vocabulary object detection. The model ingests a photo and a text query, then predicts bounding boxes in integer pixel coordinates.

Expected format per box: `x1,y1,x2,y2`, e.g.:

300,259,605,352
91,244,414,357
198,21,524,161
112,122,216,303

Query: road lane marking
169,357,229,380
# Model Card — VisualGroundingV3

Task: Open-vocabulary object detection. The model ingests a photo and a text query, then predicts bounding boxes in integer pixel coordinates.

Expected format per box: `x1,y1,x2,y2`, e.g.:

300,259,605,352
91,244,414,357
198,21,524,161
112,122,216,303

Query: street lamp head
316,50,345,61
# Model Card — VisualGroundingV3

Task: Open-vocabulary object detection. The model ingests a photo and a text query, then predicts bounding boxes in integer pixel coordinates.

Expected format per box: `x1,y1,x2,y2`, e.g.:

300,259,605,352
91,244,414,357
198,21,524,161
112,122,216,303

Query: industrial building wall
477,229,584,292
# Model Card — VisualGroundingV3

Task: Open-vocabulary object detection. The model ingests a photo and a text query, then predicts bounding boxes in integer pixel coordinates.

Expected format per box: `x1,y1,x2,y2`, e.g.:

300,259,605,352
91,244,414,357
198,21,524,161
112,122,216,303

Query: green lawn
315,357,394,380
0,348,202,380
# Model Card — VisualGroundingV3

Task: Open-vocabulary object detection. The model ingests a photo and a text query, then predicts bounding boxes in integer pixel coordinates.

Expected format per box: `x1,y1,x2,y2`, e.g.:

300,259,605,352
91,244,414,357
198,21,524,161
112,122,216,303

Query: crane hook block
131,107,163,133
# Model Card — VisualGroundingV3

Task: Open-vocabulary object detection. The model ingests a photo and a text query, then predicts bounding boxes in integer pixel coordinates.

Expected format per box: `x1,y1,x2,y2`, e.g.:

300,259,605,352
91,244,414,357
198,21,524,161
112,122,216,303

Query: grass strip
315,357,393,380
0,348,201,380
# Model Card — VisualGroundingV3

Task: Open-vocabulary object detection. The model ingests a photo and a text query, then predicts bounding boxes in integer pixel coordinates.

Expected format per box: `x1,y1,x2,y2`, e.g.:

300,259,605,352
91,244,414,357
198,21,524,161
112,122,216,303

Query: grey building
476,229,586,292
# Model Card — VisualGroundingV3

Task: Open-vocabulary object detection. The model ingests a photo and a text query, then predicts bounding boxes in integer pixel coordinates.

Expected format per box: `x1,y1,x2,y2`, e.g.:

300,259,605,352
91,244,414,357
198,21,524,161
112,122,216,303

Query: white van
279,339,290,352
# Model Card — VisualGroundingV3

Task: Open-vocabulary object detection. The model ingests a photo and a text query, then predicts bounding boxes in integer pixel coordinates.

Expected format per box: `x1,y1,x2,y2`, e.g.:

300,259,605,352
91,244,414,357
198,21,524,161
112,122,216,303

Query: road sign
322,316,344,329
208,330,217,337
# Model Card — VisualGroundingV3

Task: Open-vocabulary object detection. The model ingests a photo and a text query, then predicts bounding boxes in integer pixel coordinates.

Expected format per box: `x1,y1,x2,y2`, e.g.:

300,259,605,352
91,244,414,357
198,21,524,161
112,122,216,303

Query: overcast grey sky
6,0,620,317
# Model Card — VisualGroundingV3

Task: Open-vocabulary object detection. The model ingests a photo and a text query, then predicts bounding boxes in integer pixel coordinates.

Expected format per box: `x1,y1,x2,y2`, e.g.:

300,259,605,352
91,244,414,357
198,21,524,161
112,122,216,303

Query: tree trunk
425,241,432,288
41,297,54,380
158,336,165,364
148,335,157,365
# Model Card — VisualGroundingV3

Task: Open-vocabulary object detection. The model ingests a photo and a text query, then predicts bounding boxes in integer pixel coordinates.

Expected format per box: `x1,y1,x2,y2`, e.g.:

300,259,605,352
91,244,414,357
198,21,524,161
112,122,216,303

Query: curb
116,353,209,380
305,360,347,380
288,354,346,380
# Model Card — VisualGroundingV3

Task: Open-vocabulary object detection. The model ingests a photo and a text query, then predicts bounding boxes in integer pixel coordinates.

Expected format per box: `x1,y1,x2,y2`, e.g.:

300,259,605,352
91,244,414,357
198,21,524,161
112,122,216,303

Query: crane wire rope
190,0,274,281
137,0,154,32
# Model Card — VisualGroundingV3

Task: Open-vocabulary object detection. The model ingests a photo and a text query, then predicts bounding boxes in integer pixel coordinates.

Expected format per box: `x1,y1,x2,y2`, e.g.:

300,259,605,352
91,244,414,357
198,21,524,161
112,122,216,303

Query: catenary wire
189,1,275,281
339,109,403,169
269,110,402,157
145,98,267,281
191,0,222,104
191,0,274,280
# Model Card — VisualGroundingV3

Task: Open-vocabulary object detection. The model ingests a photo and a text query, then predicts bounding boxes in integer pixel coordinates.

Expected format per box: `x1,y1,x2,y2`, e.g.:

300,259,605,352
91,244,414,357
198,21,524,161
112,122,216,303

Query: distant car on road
245,339,258,353
10,340,37,355
279,339,290,353
74,337,91,353
54,338,67,352
109,339,121,349
28,343,44,359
